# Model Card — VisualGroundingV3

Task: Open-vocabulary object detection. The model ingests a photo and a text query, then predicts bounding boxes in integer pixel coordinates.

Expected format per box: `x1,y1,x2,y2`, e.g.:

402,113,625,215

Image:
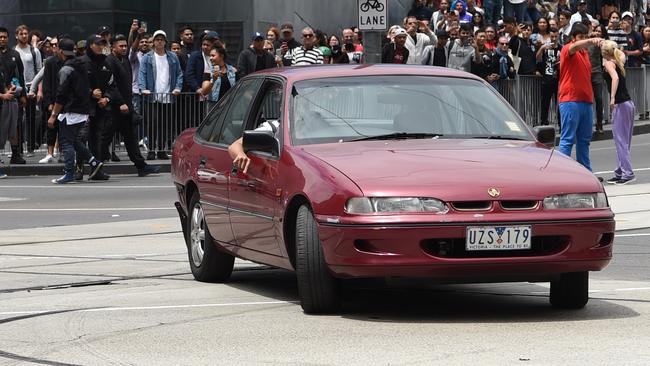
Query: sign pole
358,0,388,64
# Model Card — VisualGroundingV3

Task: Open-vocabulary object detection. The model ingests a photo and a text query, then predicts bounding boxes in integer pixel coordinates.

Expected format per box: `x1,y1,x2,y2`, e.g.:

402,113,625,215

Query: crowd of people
0,0,641,183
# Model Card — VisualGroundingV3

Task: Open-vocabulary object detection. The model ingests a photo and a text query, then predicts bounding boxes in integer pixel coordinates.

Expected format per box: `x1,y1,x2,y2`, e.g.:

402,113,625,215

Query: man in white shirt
569,0,594,28
14,24,43,156
137,30,183,160
403,16,437,64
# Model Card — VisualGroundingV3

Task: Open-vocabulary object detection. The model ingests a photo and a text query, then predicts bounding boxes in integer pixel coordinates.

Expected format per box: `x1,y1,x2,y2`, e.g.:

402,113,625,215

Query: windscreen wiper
351,132,443,142
472,135,528,141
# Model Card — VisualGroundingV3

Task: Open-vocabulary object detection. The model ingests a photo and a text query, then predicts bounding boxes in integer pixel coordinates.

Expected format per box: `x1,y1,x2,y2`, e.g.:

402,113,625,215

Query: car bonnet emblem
488,188,500,198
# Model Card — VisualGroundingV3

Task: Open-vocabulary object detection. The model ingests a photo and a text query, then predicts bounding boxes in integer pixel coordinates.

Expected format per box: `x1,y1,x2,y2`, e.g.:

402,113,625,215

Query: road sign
358,0,388,31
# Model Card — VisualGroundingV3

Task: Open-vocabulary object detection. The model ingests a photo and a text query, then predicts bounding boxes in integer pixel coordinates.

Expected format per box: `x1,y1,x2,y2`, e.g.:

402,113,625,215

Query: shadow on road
226,268,639,322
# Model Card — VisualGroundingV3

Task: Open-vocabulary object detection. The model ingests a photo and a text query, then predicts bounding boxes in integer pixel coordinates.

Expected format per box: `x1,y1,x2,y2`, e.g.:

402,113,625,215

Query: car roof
249,64,484,83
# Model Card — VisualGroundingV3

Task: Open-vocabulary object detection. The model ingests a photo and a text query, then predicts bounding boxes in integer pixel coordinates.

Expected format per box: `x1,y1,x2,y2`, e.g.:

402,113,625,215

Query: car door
195,79,261,245
228,79,284,257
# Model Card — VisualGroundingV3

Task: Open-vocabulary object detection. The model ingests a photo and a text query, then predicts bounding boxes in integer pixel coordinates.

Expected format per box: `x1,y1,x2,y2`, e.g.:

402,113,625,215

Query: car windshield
289,76,532,146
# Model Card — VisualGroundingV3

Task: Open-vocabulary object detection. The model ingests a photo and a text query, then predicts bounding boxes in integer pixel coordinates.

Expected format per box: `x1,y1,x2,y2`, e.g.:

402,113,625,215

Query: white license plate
466,226,532,251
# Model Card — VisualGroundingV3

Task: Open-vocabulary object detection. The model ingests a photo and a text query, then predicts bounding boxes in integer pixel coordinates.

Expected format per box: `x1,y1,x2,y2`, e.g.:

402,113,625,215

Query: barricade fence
13,66,650,157
495,66,650,131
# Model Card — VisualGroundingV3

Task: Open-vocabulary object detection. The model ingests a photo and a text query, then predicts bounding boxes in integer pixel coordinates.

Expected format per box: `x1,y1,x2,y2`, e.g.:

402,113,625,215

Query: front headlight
345,197,449,214
543,193,609,209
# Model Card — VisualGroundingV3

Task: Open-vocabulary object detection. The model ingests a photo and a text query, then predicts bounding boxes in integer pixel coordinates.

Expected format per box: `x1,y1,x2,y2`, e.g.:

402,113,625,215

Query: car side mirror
243,130,279,156
533,126,555,147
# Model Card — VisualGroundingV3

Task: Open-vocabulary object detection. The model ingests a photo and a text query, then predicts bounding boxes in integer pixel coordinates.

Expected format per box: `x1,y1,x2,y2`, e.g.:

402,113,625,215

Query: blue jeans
59,119,94,174
483,0,503,26
559,102,593,171
504,1,527,23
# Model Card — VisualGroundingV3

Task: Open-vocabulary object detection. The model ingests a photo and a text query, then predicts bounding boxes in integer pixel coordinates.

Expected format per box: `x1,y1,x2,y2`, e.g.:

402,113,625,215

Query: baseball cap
393,27,408,37
622,11,634,19
76,40,86,49
435,29,450,38
97,25,112,35
203,31,220,41
87,34,107,45
251,32,264,41
318,46,332,57
280,22,294,33
153,30,167,40
577,0,587,4
59,38,76,56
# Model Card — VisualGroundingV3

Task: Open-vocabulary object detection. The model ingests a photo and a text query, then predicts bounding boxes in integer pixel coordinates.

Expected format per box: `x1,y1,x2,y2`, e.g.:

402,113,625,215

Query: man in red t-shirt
557,22,603,171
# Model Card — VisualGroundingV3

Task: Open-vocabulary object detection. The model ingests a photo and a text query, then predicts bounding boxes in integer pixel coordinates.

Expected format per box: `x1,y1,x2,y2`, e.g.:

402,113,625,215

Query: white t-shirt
154,53,171,103
203,53,211,74
58,113,88,126
15,44,41,85
255,120,280,137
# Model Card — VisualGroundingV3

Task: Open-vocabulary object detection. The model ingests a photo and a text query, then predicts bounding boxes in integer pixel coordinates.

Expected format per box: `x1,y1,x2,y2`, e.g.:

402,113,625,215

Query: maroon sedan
172,65,614,313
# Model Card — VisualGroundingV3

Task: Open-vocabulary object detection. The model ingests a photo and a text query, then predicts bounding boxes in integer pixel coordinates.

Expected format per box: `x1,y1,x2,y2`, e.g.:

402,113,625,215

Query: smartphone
141,21,147,32
275,48,282,57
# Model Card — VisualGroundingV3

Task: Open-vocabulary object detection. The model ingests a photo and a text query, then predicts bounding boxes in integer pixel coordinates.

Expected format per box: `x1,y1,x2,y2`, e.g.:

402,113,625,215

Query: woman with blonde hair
602,40,636,185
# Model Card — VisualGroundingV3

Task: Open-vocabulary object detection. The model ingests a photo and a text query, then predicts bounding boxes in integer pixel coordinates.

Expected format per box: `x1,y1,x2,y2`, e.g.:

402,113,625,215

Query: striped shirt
289,46,324,66
607,29,628,49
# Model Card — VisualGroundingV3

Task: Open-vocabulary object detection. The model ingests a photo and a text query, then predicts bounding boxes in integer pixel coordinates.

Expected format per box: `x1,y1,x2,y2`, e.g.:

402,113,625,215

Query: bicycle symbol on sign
360,0,385,12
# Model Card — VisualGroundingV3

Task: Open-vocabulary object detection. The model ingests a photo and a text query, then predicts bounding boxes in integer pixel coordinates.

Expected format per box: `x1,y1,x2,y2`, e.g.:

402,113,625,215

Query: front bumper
317,218,615,280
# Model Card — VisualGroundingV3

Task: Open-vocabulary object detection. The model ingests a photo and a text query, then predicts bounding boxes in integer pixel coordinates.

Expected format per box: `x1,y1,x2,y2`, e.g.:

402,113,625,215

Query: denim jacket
208,64,237,102
137,50,183,102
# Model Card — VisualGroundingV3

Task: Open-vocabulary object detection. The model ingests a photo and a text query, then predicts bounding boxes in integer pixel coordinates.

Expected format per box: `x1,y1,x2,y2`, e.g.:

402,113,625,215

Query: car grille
421,236,570,258
450,201,492,211
500,200,539,210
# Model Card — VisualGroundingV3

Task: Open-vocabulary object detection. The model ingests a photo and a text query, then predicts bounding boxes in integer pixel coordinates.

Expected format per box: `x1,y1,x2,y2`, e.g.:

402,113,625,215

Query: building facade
0,0,160,43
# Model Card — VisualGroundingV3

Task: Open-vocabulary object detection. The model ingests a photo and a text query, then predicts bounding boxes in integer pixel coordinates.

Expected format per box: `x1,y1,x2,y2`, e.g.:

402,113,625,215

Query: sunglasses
500,42,509,45
302,34,314,38
263,47,273,51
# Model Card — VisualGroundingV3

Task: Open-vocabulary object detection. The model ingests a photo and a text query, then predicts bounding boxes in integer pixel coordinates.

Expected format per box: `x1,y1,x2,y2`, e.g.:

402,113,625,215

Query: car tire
186,191,235,283
550,271,589,309
295,205,340,314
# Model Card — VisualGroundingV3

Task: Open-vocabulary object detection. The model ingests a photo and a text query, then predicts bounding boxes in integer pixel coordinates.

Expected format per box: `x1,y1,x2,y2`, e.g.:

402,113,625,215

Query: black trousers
144,101,172,152
540,77,559,127
22,98,41,152
592,77,604,130
89,108,113,161
111,109,146,169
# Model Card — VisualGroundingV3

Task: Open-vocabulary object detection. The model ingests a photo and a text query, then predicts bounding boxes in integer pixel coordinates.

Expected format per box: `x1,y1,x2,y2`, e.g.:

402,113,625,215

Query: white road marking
594,167,650,175
616,233,650,237
0,208,175,212
0,197,26,202
0,185,173,189
591,142,650,151
0,300,297,316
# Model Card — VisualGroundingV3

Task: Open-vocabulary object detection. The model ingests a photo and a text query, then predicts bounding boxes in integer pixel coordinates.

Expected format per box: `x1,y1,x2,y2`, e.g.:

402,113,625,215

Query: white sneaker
39,154,53,164
53,150,59,158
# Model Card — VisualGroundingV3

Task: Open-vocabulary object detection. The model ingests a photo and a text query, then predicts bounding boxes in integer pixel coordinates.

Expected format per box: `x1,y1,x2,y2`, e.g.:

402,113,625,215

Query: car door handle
231,166,238,175
199,156,207,167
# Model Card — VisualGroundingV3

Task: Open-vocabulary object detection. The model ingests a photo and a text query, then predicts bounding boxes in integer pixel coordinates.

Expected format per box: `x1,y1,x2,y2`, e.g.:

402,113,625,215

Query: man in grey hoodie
446,23,480,72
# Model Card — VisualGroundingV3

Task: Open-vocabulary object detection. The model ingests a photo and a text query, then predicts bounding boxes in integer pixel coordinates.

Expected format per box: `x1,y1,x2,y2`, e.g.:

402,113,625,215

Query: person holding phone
276,22,301,66
403,16,437,64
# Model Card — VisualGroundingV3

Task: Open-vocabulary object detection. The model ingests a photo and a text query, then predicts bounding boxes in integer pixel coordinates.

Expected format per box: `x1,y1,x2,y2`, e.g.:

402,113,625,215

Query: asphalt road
0,135,649,365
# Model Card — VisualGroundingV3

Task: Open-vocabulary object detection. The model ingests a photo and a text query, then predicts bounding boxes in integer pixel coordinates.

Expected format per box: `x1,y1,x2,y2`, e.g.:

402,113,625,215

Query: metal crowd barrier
134,92,210,153
495,66,650,132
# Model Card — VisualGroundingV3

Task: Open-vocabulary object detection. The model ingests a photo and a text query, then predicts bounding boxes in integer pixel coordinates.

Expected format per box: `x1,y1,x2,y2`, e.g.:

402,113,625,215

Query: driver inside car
228,118,279,174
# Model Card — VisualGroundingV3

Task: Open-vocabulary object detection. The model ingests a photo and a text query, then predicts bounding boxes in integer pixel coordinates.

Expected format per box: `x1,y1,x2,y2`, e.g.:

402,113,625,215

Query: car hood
299,139,603,200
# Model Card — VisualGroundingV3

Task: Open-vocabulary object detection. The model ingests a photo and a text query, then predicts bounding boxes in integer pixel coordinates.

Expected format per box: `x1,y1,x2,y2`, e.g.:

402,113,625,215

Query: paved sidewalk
604,182,650,232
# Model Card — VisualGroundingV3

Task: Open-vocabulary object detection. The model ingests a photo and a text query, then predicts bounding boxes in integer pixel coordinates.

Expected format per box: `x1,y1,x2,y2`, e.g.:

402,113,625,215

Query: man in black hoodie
81,34,119,167
47,38,107,184
105,34,160,177
0,26,27,165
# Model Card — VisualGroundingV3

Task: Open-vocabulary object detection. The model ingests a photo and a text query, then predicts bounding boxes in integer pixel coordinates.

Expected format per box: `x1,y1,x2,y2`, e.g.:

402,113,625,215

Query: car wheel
550,271,589,309
295,205,340,314
186,191,235,283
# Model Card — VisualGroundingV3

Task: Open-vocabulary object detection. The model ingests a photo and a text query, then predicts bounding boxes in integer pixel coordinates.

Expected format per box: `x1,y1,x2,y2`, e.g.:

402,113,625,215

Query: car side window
197,86,237,142
251,80,283,132
216,78,263,145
